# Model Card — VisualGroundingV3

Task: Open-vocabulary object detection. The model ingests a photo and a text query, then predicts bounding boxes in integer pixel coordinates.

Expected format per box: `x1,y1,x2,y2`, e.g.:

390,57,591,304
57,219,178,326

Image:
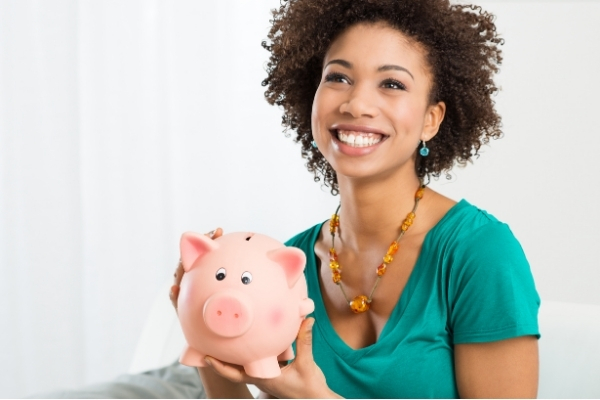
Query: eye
324,72,350,84
215,268,226,281
381,78,407,90
241,271,253,285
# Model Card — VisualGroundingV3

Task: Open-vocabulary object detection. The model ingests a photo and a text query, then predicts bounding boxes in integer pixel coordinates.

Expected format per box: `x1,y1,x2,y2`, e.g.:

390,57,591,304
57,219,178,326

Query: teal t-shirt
285,200,540,399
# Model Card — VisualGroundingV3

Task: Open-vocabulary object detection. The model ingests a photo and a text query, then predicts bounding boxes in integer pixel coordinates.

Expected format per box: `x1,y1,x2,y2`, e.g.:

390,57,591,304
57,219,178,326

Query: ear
180,232,220,272
421,101,446,141
266,247,306,288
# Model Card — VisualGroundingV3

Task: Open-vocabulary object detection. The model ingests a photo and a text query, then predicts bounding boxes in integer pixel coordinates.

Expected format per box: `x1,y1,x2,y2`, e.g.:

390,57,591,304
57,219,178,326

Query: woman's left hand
205,317,341,399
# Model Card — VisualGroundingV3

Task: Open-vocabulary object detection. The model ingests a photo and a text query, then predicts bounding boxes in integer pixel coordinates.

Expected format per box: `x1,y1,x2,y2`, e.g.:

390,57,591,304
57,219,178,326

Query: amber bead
332,271,342,284
415,188,425,199
383,254,393,264
329,248,338,261
403,219,413,227
329,260,340,270
388,241,399,255
350,295,370,313
376,264,387,276
401,223,409,231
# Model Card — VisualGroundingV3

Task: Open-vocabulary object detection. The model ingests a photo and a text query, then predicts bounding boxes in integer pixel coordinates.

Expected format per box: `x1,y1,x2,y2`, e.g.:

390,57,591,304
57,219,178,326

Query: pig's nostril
217,311,222,316
234,313,239,318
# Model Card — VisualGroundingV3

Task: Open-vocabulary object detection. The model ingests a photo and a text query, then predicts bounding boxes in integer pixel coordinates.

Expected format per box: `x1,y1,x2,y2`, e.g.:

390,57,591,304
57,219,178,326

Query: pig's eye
241,271,253,285
215,268,227,281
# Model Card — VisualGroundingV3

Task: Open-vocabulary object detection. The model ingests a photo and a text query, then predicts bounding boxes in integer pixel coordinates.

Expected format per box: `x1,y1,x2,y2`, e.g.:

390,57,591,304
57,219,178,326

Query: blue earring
419,140,430,157
311,140,318,149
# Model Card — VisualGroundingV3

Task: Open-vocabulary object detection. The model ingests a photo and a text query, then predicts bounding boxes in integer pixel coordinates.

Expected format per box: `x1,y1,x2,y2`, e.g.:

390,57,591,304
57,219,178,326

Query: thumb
295,317,315,363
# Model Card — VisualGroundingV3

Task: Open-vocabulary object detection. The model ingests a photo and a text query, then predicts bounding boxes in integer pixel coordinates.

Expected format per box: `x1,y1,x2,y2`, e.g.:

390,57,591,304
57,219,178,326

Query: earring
311,140,318,149
419,140,430,157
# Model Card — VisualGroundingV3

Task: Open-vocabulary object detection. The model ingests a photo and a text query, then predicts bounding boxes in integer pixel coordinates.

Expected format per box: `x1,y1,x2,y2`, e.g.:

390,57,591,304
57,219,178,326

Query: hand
169,228,223,312
205,318,341,399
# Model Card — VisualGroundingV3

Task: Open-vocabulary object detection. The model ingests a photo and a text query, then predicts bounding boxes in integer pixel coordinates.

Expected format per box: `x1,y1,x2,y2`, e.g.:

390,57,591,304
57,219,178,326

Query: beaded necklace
329,184,425,313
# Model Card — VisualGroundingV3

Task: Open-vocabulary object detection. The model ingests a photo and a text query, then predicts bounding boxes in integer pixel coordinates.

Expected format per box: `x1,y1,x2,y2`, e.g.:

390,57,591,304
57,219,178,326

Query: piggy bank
177,231,315,378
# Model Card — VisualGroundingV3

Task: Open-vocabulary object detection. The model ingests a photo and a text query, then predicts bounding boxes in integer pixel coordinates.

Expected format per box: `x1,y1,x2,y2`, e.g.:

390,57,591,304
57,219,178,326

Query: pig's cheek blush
269,308,284,327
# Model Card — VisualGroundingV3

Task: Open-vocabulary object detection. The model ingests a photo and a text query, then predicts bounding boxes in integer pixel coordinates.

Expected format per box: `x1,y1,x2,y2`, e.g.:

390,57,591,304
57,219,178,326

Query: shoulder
428,200,534,297
284,222,326,250
432,200,525,259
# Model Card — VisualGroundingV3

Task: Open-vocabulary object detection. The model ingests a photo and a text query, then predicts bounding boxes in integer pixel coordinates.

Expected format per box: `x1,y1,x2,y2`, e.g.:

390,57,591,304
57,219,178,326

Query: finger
294,317,315,365
211,227,223,239
205,356,250,384
169,283,180,310
173,259,185,285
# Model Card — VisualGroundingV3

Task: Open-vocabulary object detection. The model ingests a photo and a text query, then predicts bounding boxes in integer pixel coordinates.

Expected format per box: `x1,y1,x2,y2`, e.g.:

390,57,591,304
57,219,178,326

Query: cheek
388,99,427,131
311,86,337,132
268,307,284,328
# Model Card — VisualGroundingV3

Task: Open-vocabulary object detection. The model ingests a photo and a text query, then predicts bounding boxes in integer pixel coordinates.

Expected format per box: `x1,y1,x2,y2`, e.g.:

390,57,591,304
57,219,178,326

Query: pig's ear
180,232,220,272
267,247,306,288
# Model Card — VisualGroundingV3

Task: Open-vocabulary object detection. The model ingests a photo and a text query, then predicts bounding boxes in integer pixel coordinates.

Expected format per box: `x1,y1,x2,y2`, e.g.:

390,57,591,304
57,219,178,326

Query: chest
314,232,425,349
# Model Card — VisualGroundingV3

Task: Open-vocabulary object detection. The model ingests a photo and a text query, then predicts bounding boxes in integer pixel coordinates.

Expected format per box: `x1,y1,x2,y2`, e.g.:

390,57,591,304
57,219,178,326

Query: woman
171,0,540,397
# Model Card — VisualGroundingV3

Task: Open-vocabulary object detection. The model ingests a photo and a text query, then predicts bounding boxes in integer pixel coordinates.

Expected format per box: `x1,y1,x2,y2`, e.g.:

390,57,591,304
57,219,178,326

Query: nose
203,291,253,338
339,84,379,119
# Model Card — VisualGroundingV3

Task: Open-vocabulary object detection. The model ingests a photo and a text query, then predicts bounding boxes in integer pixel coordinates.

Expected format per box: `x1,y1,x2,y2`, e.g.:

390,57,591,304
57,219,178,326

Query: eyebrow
324,59,415,81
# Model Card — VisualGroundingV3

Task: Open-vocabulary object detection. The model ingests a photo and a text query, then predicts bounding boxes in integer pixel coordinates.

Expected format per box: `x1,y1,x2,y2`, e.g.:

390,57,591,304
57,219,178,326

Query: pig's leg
299,298,315,316
244,357,281,378
277,345,294,361
179,345,209,367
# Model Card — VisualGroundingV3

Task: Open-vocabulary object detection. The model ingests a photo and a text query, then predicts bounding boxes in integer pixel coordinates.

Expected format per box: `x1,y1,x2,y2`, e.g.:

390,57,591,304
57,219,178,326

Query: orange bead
401,223,409,231
332,271,341,284
388,241,399,255
407,212,416,220
403,218,413,227
329,260,340,270
416,188,425,199
350,295,370,313
329,248,338,261
383,254,393,264
376,264,387,276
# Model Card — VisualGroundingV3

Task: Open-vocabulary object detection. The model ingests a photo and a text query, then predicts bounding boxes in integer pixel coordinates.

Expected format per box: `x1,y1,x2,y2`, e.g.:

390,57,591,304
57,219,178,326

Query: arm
197,366,254,399
455,336,539,398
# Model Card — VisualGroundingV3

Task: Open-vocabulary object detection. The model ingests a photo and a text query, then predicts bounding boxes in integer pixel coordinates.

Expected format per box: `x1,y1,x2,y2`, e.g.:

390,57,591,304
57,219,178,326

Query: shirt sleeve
448,221,540,344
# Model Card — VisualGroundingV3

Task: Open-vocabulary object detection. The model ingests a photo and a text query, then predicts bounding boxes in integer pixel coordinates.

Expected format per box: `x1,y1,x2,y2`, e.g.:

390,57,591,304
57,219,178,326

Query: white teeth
337,130,383,147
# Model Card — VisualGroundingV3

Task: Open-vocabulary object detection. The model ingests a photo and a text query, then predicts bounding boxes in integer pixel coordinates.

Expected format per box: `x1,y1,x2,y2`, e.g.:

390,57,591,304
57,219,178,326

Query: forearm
197,367,254,399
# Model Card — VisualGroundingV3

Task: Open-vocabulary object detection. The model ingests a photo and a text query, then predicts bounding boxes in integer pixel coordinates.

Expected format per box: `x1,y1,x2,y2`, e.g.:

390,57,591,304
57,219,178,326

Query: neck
335,170,423,252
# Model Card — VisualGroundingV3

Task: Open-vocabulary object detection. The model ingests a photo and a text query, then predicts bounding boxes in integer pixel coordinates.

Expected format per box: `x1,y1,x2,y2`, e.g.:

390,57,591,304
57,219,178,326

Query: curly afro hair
261,0,504,195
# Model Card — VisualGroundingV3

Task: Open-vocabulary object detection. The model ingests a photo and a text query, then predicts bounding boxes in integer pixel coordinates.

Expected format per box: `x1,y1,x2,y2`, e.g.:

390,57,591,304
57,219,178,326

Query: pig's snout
203,291,253,338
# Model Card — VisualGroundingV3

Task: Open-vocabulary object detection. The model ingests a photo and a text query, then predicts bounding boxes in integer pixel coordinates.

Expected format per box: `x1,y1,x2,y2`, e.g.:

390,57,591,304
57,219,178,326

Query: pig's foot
299,298,315,316
277,345,294,361
179,345,208,367
244,357,281,378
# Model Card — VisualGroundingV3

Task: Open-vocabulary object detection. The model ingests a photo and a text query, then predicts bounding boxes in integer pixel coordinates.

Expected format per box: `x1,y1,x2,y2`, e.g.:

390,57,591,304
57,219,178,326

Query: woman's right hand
169,228,223,313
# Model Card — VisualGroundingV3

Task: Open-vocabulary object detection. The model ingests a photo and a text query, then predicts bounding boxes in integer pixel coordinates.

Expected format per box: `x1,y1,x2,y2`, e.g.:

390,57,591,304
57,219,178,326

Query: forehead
324,22,431,78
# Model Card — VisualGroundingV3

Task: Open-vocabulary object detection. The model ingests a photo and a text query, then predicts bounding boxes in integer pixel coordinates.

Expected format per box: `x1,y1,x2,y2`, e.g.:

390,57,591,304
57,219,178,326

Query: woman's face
311,22,445,183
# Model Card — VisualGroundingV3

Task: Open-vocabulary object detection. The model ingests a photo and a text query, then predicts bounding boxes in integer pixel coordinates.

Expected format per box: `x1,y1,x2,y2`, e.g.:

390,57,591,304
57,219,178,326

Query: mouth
330,128,387,148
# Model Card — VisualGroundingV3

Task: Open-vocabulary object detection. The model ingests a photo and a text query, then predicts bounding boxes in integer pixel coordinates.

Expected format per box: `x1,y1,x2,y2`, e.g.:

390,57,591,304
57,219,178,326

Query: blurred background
0,0,598,397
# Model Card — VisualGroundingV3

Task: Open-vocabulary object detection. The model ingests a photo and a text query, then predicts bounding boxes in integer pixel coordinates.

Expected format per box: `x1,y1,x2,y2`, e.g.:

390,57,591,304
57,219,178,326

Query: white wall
0,0,598,398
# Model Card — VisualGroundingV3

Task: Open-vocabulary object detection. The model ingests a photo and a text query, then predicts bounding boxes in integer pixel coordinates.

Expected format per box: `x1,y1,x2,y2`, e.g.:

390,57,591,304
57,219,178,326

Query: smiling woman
177,0,539,398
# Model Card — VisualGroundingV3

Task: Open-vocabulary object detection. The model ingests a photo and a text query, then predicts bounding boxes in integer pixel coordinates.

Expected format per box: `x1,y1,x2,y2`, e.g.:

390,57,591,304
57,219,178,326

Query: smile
332,129,386,148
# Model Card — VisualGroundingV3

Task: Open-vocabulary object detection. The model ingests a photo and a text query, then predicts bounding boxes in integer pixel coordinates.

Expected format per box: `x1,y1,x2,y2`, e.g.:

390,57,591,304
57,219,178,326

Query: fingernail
207,230,215,237
204,357,212,366
307,318,315,330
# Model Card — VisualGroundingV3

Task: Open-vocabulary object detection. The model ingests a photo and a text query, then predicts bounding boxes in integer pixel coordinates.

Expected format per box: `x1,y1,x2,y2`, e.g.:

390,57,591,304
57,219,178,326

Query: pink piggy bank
177,231,315,378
